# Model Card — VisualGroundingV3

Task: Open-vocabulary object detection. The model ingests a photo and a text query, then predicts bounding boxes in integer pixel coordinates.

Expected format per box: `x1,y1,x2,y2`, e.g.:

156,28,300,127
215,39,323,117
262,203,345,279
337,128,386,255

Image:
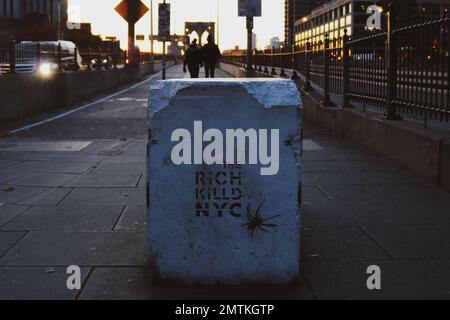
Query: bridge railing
0,39,168,74
222,16,450,127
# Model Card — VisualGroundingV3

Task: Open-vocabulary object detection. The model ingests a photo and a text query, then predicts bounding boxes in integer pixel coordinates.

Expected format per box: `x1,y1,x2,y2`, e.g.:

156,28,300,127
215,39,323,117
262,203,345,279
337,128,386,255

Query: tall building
0,0,68,39
294,0,450,47
285,0,328,46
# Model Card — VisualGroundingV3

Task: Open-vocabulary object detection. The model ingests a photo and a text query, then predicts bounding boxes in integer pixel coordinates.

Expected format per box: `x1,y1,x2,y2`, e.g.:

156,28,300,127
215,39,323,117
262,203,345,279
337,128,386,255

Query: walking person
201,35,222,78
183,39,202,78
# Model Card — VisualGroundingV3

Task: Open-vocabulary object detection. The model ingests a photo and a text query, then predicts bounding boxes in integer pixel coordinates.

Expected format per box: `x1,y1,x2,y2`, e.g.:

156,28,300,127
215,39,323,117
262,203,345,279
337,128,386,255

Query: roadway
1,64,450,299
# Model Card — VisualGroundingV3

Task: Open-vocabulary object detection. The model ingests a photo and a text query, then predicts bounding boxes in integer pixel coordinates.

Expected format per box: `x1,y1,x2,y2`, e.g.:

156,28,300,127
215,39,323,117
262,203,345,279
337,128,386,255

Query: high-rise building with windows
0,0,68,39
285,0,328,46
294,0,450,48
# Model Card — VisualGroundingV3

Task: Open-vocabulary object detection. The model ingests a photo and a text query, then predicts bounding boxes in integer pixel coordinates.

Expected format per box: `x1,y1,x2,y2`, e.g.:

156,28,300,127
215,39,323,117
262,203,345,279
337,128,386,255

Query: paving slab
0,152,85,162
303,201,429,227
0,231,147,266
302,260,450,300
383,184,450,224
364,225,450,259
114,206,146,232
8,173,78,188
0,231,26,257
78,267,313,300
301,227,389,262
61,188,146,206
66,173,142,188
0,267,91,300
0,141,92,152
0,205,30,226
15,187,74,206
317,184,399,205
303,159,406,173
0,185,49,204
358,169,419,184
0,170,29,184
1,205,123,231
303,171,369,186
8,161,95,174
92,162,146,174
0,160,21,169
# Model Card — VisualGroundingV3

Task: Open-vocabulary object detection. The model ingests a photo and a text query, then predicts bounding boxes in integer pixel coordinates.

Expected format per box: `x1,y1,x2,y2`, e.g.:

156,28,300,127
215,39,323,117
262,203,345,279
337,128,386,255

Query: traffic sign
115,0,149,25
238,0,262,17
158,3,171,42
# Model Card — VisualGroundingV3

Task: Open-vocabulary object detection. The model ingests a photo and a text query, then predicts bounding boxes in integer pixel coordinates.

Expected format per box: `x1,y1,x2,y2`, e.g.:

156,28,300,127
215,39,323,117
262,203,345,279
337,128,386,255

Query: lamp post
217,0,220,48
246,16,254,70
150,0,154,63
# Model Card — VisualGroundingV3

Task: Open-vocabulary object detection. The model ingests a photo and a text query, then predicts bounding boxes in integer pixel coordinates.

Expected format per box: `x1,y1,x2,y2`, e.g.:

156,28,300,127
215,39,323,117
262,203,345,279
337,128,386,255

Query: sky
68,0,285,52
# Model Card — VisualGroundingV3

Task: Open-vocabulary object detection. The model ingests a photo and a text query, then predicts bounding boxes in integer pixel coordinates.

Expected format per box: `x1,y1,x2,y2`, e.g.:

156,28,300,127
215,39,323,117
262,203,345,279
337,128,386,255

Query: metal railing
0,39,168,74
223,15,450,127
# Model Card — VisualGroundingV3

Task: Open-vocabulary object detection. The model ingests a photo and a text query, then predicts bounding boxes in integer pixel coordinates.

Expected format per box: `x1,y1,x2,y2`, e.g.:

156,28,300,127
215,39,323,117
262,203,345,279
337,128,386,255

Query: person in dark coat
201,35,222,78
183,39,202,78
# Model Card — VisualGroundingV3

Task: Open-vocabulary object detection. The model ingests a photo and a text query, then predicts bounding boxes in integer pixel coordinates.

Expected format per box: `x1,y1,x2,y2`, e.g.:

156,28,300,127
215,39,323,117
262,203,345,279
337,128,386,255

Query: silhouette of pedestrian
201,35,222,78
183,39,202,78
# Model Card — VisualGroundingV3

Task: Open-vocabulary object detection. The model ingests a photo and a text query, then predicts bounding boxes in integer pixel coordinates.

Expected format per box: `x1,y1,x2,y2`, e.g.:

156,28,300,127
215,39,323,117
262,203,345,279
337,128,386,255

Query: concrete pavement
1,64,450,299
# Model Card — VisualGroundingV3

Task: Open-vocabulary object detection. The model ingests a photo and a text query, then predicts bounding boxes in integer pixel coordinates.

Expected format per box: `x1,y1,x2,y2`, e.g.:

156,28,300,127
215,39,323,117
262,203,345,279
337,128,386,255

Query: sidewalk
0,64,449,299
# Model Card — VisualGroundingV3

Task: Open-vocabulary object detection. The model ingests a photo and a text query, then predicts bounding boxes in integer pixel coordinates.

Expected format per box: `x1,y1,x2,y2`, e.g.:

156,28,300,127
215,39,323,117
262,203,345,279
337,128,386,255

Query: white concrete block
147,78,303,285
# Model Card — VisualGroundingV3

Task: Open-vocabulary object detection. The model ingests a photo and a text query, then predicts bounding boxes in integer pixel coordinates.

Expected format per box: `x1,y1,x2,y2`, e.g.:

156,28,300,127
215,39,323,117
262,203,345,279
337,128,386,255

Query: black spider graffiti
241,200,281,236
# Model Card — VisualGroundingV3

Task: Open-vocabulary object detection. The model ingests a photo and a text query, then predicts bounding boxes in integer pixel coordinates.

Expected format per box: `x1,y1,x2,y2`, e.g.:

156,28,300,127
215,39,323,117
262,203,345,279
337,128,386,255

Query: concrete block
148,79,303,284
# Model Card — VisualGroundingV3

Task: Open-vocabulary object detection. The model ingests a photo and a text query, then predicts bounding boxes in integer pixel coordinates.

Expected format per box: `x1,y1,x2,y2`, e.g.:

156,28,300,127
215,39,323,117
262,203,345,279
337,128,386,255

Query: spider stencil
241,200,281,236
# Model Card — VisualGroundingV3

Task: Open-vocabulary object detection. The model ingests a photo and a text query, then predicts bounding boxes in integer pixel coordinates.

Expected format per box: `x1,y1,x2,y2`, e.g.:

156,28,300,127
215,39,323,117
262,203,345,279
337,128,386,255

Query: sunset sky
68,0,285,52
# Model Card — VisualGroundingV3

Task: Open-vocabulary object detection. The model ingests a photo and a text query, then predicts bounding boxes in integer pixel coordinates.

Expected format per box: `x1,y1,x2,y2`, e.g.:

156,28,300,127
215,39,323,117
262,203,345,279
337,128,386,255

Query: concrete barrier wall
441,139,450,191
219,62,262,78
219,62,450,193
0,63,163,123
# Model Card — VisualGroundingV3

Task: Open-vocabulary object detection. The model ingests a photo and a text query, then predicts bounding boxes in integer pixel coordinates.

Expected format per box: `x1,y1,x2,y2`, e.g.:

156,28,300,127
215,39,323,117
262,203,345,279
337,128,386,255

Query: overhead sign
238,0,262,17
115,0,149,25
158,3,171,42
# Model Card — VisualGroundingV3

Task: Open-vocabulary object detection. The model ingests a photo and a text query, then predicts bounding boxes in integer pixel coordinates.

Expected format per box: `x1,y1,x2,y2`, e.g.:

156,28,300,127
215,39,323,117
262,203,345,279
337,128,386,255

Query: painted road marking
9,71,163,134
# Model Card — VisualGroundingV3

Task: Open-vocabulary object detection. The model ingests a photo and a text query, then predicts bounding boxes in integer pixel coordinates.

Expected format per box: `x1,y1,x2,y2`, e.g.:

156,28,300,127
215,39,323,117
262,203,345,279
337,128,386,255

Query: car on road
0,40,83,75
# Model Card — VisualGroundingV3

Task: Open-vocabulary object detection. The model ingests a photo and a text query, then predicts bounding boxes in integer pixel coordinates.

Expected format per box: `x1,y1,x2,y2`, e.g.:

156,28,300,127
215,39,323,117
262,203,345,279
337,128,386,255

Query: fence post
322,34,331,106
271,46,277,75
386,2,399,120
98,47,102,68
280,47,287,77
87,48,92,70
57,43,62,71
113,48,118,69
291,43,299,80
342,29,350,108
303,41,312,91
36,43,41,71
8,37,16,74
73,47,79,70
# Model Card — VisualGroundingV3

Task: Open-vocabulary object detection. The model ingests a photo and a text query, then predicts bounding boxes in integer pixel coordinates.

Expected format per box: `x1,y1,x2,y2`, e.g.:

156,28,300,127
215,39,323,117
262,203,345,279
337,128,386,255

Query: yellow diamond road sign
115,0,149,24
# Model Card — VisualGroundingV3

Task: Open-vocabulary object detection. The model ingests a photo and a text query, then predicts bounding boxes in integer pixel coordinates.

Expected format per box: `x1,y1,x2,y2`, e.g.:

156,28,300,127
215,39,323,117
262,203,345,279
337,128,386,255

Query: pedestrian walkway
0,64,449,299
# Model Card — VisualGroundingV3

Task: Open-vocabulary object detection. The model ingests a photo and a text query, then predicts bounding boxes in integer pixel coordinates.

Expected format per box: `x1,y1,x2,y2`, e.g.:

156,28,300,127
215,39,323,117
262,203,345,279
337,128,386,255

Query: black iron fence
223,15,450,127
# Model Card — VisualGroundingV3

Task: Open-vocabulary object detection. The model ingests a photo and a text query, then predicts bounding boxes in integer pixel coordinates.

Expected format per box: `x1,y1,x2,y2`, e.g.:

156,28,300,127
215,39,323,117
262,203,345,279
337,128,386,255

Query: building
294,0,450,47
269,36,282,49
252,32,258,50
285,0,328,46
0,0,68,39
